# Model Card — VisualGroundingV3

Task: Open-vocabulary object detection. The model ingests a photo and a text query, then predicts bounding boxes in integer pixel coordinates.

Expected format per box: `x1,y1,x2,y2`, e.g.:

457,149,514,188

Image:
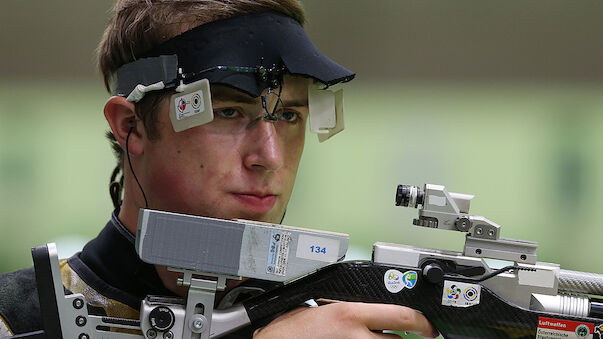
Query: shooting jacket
0,212,278,338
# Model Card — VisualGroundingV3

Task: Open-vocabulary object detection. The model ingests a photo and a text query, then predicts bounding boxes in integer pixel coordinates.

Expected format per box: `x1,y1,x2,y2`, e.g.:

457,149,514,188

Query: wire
126,126,149,209
109,164,123,210
468,265,536,283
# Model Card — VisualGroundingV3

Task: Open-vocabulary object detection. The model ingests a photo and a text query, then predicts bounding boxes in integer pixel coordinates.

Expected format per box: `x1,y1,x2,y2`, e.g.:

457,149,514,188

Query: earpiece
128,120,135,128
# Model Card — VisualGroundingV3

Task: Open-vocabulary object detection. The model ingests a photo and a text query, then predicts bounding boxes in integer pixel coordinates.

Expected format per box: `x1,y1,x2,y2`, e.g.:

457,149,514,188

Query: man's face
140,76,309,223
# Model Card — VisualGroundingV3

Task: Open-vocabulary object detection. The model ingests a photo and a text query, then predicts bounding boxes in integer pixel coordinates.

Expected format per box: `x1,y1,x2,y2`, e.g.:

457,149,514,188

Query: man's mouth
231,192,277,214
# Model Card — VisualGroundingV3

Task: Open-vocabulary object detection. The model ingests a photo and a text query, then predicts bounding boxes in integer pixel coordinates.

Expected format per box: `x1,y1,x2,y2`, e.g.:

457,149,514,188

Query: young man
0,1,437,338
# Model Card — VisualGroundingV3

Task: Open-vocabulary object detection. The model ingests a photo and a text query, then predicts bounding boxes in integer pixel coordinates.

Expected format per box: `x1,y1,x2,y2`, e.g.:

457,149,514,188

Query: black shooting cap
113,11,355,99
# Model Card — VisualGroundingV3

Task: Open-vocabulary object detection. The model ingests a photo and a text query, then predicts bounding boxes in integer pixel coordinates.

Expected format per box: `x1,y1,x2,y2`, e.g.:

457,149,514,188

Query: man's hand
254,302,439,338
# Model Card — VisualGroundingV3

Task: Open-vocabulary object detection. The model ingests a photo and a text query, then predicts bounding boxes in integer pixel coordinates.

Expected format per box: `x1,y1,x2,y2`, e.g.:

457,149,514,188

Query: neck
117,198,140,235
118,170,148,235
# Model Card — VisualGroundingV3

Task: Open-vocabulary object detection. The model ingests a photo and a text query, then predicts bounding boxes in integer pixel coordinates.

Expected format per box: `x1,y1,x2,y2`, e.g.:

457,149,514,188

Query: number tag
310,246,327,254
296,235,340,263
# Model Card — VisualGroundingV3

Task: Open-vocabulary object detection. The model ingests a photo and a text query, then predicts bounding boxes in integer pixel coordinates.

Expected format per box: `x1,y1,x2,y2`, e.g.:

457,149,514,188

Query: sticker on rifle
295,234,340,262
384,270,417,293
441,281,481,307
537,317,595,339
266,230,291,276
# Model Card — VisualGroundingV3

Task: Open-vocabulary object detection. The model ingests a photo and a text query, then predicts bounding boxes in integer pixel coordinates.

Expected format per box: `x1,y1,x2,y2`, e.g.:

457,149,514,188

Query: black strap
31,245,61,339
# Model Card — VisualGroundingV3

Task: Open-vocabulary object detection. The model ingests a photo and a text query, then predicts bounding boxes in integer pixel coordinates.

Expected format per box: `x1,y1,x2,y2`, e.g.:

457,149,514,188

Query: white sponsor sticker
266,230,291,276
441,280,481,307
384,269,418,293
295,234,340,262
537,317,594,339
174,89,205,121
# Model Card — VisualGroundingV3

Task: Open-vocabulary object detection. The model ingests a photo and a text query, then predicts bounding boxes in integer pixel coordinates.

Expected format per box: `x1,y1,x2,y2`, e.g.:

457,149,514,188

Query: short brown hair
98,0,306,166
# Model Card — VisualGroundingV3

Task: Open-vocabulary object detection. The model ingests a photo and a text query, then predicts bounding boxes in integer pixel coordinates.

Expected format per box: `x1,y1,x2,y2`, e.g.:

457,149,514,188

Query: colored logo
463,287,478,302
177,98,189,112
191,93,202,109
576,324,590,338
384,270,417,293
402,271,418,289
446,284,462,299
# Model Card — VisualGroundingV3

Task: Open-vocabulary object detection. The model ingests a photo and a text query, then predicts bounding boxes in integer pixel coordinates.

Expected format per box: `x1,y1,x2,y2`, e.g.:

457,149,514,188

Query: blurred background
1,1,602,334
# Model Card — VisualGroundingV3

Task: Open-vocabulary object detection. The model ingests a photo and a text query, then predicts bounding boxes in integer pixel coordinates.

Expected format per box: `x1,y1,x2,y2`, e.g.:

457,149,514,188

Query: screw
488,229,494,237
147,329,157,339
475,249,482,255
164,331,174,339
192,319,204,330
78,334,89,339
476,228,483,235
76,316,87,327
520,254,527,260
73,298,84,309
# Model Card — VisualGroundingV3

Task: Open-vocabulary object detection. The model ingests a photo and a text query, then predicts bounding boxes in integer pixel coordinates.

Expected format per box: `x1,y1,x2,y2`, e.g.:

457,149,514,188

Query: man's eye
279,110,299,123
215,108,239,118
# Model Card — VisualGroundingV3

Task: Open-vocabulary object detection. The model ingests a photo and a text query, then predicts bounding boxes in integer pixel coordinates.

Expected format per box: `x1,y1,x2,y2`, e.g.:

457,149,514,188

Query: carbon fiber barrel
559,269,603,295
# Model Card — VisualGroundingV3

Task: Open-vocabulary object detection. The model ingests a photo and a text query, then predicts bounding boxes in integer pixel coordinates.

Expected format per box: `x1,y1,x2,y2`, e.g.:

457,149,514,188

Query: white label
266,231,291,276
384,270,418,293
428,195,447,207
441,280,481,307
174,89,205,121
537,317,595,339
295,234,340,262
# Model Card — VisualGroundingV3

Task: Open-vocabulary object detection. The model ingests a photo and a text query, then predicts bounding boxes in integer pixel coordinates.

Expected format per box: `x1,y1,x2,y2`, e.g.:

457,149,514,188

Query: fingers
254,301,439,339
351,303,439,338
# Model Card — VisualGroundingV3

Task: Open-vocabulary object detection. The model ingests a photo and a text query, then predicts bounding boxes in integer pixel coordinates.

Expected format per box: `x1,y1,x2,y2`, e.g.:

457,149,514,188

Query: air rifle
5,184,603,339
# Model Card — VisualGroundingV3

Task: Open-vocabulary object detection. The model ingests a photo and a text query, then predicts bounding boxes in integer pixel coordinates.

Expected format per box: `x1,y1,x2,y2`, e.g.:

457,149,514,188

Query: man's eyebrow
211,86,258,104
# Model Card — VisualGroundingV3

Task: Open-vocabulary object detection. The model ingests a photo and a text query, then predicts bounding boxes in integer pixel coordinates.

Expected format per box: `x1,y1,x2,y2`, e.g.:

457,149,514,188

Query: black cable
126,126,149,209
466,265,536,283
109,164,123,210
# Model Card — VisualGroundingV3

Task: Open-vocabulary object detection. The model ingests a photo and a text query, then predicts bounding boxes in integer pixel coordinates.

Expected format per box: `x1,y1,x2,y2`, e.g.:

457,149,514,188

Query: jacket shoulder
0,267,42,334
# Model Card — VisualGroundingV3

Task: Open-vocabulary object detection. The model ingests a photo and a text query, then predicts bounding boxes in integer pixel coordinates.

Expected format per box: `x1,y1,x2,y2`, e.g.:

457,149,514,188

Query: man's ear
104,96,144,155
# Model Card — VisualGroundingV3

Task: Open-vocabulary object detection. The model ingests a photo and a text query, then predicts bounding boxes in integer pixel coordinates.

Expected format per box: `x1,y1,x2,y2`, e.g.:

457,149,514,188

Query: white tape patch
295,234,340,262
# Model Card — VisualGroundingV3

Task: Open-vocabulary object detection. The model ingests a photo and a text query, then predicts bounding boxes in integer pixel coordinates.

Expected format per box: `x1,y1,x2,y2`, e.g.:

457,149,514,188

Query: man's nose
243,118,284,171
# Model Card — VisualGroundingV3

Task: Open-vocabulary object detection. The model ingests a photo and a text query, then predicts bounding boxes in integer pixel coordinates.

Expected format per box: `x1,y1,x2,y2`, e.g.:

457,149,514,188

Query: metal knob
423,263,444,284
149,306,175,332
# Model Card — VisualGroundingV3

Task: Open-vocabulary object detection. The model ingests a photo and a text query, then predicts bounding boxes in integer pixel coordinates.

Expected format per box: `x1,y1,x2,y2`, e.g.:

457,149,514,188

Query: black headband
113,11,355,99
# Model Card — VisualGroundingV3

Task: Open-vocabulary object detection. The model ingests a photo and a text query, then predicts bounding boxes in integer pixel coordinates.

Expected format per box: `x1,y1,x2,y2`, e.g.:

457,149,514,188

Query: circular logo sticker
191,93,202,109
464,287,478,301
576,324,590,338
384,269,403,293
